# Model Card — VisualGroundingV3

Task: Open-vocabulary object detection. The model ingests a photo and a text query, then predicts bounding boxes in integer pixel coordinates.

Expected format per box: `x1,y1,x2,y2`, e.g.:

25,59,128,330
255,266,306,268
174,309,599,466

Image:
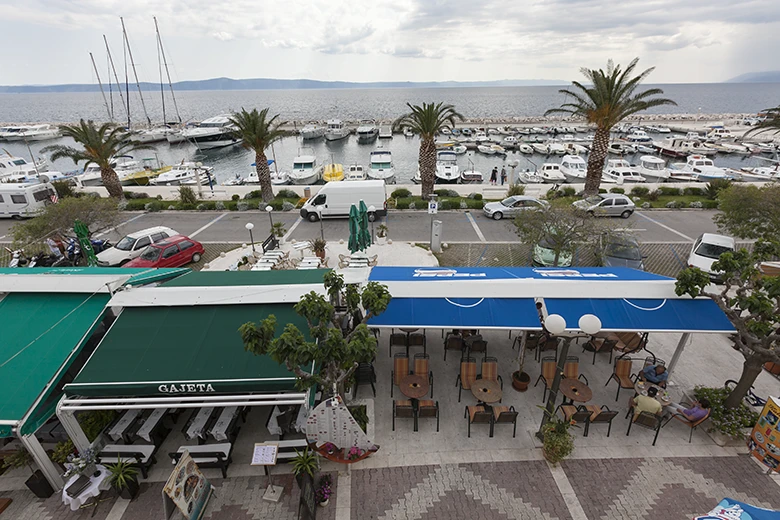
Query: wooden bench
170,443,232,478
274,439,308,462
98,444,156,478
262,234,279,253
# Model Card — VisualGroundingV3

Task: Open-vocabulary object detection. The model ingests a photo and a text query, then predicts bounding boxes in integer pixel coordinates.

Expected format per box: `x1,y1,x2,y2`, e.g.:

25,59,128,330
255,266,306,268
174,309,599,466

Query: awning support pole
666,332,691,380
56,396,90,454
20,432,64,490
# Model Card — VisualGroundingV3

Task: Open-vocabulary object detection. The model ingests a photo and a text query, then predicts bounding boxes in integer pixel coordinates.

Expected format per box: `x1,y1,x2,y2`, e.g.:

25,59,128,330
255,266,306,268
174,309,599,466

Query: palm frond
745,107,780,136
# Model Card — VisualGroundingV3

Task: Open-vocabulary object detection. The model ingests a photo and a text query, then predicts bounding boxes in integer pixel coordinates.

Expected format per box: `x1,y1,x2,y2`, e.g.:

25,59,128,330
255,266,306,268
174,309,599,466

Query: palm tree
746,107,780,136
42,120,152,199
393,102,463,198
229,108,287,202
545,58,676,195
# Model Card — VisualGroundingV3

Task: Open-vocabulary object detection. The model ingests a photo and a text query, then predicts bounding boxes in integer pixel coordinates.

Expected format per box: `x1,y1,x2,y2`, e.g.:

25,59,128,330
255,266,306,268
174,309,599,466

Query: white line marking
189,212,227,238
94,213,147,238
283,216,303,243
547,462,588,520
465,212,486,242
0,235,6,241
635,212,693,241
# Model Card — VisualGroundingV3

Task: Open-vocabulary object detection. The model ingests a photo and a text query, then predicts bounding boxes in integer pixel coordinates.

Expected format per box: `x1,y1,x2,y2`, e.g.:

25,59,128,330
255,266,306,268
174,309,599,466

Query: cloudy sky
2,0,780,86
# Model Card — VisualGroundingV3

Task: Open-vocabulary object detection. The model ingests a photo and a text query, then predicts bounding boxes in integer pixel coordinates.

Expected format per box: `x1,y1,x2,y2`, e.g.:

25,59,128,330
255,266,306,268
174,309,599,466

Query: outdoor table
634,380,672,406
186,407,216,441
210,406,239,442
399,374,430,431
252,265,273,271
136,408,167,443
293,241,311,256
559,378,593,404
471,379,503,404
61,464,109,511
108,409,141,443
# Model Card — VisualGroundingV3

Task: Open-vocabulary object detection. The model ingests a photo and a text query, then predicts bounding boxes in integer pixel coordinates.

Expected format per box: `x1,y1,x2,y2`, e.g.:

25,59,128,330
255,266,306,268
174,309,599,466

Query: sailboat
154,17,187,144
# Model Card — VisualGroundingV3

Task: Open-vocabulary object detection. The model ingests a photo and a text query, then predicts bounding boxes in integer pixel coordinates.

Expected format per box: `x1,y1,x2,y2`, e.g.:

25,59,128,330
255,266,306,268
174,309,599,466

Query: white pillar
666,332,691,380
56,396,90,454
19,432,64,490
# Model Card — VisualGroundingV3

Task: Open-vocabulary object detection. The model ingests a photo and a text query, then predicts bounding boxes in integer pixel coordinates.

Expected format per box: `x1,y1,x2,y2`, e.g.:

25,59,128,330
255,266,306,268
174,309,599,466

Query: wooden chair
556,404,592,426
455,357,477,402
491,405,518,437
536,335,559,362
613,332,646,358
466,338,488,360
583,405,619,437
352,362,376,399
663,404,711,443
443,333,464,361
582,335,617,364
390,354,409,398
413,353,434,398
408,333,427,355
465,405,492,437
563,356,589,384
392,400,415,431
605,357,637,401
417,400,439,432
389,333,407,357
534,356,558,402
626,409,662,446
478,356,504,390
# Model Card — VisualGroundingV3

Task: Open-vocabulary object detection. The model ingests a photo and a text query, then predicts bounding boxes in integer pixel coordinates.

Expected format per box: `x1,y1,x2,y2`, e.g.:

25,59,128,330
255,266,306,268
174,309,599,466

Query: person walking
490,167,498,185
500,166,507,185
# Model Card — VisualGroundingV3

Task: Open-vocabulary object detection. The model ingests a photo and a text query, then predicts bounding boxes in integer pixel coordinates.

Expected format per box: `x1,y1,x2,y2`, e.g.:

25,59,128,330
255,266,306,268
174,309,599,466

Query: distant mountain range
727,71,780,83
0,77,569,94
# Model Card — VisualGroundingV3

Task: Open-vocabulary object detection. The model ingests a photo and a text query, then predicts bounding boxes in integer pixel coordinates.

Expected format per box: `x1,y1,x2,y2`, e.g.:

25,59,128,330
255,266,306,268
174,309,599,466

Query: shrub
123,191,149,200
630,186,650,197
466,199,485,209
167,205,176,210
609,187,625,194
178,186,198,205
272,221,287,237
647,189,661,201
226,201,238,211
683,187,703,196
506,184,526,196
245,190,263,199
705,178,732,200
641,202,651,209
702,200,719,209
665,200,679,208
282,201,295,211
267,200,283,211
156,194,163,200
178,203,195,210
125,200,148,211
660,186,681,196
145,201,163,212
689,200,703,208
562,187,576,197
391,188,412,199
437,199,455,210
396,199,410,209
237,201,249,211
468,193,483,200
434,189,459,198
460,200,468,209
277,188,298,199
232,194,240,202
215,201,226,211
196,202,215,211
52,180,77,198
408,202,417,210
693,386,759,439
598,188,608,194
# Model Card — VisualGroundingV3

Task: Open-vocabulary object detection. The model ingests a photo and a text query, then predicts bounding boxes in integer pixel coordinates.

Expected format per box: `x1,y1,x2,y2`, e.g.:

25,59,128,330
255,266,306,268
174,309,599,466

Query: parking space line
465,212,486,243
189,212,227,238
283,217,303,243
0,235,6,241
635,212,693,241
93,213,147,238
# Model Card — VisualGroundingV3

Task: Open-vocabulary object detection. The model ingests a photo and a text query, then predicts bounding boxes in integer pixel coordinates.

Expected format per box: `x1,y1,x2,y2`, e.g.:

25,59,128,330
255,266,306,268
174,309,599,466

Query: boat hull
325,132,349,141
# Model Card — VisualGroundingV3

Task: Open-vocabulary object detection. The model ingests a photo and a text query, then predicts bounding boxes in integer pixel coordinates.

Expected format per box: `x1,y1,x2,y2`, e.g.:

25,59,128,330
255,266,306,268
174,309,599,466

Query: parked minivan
300,180,387,222
97,226,178,266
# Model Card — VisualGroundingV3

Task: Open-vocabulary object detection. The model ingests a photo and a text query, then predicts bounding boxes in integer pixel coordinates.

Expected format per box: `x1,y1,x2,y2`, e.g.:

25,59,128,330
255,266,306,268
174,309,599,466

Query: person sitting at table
665,398,710,422
629,386,663,420
640,364,668,388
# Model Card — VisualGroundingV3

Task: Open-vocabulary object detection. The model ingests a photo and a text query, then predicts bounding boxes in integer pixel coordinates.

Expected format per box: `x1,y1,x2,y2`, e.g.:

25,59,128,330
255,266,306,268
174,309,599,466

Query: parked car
97,226,177,266
532,235,573,267
599,234,645,270
124,235,204,268
572,194,635,218
483,196,549,220
687,233,735,280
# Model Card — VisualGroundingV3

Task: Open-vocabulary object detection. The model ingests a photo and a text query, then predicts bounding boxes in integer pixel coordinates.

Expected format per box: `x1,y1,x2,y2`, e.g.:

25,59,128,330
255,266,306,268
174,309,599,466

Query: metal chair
491,406,518,437
408,333,427,355
389,333,407,357
643,356,666,368
535,356,558,402
352,363,376,399
392,400,415,431
390,354,409,398
556,404,592,425
626,409,662,446
478,356,503,390
582,335,617,364
583,405,618,437
417,400,439,432
536,334,559,362
563,356,589,384
466,337,488,360
465,406,492,437
413,353,434,398
663,404,711,443
605,357,637,401
455,357,477,402
443,333,464,361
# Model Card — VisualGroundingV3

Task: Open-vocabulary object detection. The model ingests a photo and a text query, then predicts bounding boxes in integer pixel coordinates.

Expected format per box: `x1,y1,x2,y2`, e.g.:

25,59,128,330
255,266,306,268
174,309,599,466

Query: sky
2,0,780,86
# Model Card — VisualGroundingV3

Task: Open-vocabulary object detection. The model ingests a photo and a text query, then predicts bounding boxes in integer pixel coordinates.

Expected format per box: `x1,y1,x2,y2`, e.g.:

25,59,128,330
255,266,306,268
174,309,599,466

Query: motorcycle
28,252,61,267
4,247,29,267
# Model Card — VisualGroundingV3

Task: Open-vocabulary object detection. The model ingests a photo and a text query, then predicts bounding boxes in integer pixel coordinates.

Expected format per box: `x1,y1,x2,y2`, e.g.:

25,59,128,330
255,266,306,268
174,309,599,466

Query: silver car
599,234,645,270
572,194,635,218
483,196,549,220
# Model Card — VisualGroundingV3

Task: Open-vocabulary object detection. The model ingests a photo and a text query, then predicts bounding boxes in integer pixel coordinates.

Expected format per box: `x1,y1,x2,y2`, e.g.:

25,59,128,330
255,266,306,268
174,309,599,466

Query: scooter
28,252,60,267
4,247,29,267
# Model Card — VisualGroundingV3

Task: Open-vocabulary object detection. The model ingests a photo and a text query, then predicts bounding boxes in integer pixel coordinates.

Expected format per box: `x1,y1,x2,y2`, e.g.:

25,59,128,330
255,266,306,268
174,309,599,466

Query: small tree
12,196,121,246
714,184,780,241
675,240,780,409
239,272,391,397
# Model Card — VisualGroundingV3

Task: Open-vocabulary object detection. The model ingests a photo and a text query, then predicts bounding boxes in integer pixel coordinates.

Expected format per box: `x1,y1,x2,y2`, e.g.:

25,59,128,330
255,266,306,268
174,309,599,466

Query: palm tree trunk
585,127,610,196
255,151,274,203
101,167,125,199
419,137,437,199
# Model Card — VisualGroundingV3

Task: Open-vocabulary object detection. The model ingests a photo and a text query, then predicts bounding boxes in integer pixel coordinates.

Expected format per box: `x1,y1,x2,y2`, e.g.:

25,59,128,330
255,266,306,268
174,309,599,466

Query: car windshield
695,242,732,260
539,236,558,249
139,247,162,261
584,195,603,205
501,198,515,207
115,236,136,251
606,241,641,260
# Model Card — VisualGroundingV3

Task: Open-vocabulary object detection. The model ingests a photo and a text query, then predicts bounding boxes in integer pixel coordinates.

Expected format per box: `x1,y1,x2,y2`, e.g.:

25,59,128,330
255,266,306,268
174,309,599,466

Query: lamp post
265,205,274,235
368,205,376,245
245,222,255,254
195,162,203,199
535,313,602,440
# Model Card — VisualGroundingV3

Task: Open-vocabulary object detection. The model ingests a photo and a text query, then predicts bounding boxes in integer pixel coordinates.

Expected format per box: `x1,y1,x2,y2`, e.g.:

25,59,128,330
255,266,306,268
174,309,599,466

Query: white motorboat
0,153,49,181
367,150,395,183
165,127,188,144
517,169,545,184
503,136,518,146
608,142,631,155
752,142,776,154
403,127,414,138
440,128,451,135
150,162,213,186
518,144,534,154
539,163,566,184
477,144,506,155
635,156,670,182
654,137,716,158
634,144,655,154
564,143,589,155
734,165,779,181
78,157,141,186
411,169,421,184
625,130,652,143
548,142,566,155
135,127,173,143
718,143,751,155
474,131,490,143
461,128,473,137
378,125,393,139
8,124,61,141
270,169,291,185
434,150,459,184
345,164,367,181
356,120,379,143
531,142,550,154
325,119,350,141
704,142,735,154
460,163,484,184
300,122,326,140
560,155,588,183
707,128,733,140
182,115,239,150
669,154,732,181
602,159,646,184
452,145,467,155
435,139,458,149
289,149,321,184
0,126,24,140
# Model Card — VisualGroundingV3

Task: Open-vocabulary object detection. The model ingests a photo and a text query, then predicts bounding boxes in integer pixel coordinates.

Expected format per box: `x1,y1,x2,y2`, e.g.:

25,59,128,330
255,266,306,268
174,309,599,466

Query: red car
124,235,204,268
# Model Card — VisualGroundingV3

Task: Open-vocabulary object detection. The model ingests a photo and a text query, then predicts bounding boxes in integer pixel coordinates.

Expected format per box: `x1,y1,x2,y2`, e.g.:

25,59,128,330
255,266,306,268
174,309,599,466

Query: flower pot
118,479,140,500
26,470,54,498
319,498,329,507
512,371,530,392
376,236,387,246
315,250,325,259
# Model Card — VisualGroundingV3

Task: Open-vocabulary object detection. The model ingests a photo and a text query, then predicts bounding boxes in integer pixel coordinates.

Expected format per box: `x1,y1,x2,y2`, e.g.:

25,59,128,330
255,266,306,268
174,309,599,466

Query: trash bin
431,219,443,253
303,187,311,198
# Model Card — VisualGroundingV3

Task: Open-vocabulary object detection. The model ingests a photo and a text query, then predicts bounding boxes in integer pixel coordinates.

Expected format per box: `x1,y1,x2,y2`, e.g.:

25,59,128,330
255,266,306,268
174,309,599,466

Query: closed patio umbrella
358,200,371,251
348,204,360,253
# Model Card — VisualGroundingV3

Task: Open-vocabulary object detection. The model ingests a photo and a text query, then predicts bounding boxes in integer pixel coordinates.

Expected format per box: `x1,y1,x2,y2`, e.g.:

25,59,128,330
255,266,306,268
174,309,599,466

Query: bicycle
725,380,767,408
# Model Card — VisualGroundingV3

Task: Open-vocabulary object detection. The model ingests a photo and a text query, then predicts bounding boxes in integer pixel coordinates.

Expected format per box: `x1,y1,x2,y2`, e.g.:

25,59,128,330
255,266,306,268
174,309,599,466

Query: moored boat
367,150,395,183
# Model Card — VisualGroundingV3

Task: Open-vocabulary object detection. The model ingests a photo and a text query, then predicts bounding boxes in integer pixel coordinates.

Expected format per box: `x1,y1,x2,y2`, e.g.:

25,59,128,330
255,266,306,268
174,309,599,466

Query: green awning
0,293,109,437
66,303,308,398
0,267,189,286
161,269,330,287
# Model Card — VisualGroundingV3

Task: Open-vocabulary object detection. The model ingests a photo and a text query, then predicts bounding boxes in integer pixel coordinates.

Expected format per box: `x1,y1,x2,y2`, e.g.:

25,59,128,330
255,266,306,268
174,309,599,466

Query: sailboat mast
121,16,151,128
90,52,112,121
104,35,128,126
107,52,113,120
122,29,130,129
154,17,181,124
156,25,166,124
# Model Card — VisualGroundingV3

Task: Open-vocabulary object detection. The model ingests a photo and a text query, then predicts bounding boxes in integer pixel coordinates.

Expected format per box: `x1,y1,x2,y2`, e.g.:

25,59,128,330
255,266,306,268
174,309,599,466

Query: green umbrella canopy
358,199,371,251
348,204,360,254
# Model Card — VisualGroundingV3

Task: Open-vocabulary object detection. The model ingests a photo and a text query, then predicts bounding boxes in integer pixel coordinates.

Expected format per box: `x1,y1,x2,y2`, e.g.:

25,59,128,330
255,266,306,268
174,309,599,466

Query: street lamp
368,205,376,245
535,313,602,440
195,162,204,199
265,205,274,234
245,222,255,254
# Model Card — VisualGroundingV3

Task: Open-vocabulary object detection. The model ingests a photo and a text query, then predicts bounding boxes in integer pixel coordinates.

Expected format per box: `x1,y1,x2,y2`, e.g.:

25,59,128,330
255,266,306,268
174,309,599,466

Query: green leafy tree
12,196,120,246
239,272,391,397
714,184,780,241
545,58,676,196
393,102,463,199
675,240,780,409
229,108,287,203
746,106,780,136
41,120,153,199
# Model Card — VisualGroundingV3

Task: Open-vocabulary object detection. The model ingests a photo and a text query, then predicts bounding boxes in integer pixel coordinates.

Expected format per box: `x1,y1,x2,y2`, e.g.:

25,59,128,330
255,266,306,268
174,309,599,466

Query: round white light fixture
196,162,203,168
245,222,254,230
368,205,376,212
265,206,273,213
579,314,602,336
545,314,566,335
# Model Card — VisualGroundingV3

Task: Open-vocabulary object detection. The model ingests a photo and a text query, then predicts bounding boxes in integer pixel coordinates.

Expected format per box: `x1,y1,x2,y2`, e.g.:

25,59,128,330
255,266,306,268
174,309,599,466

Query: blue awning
368,266,669,282
367,297,542,329
543,298,735,333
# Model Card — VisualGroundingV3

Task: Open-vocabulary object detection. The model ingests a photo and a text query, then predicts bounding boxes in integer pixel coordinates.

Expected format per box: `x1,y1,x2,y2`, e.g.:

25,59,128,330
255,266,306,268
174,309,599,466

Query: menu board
748,396,780,472
251,443,278,466
162,451,213,520
297,472,317,520
305,395,375,452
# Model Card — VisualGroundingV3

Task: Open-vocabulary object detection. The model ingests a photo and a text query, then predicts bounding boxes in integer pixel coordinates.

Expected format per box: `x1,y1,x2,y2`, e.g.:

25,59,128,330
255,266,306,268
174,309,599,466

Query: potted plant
322,442,337,456
511,332,532,392
291,448,319,486
347,446,364,461
106,460,140,500
315,474,333,507
376,224,388,245
51,439,76,470
63,447,99,480
3,447,54,498
539,409,575,465
309,238,327,259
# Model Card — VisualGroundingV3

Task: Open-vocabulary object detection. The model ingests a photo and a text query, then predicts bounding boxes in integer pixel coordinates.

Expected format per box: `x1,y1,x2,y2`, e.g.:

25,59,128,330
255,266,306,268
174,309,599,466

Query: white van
300,181,388,222
0,182,57,219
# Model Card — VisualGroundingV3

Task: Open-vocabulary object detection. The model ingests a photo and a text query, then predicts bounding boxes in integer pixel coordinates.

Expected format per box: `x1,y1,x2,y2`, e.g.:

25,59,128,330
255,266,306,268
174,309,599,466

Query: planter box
26,470,54,499
707,428,752,447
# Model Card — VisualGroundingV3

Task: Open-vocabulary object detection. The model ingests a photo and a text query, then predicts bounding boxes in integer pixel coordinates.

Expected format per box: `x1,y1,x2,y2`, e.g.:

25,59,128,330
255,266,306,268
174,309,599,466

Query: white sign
428,201,438,214
251,443,279,466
